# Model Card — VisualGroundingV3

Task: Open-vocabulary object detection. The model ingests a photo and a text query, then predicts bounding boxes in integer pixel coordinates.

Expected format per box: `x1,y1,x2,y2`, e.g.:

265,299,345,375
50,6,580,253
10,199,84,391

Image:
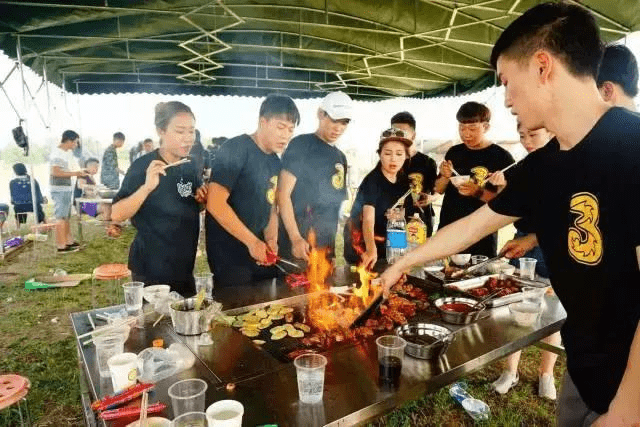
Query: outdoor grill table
70,269,566,426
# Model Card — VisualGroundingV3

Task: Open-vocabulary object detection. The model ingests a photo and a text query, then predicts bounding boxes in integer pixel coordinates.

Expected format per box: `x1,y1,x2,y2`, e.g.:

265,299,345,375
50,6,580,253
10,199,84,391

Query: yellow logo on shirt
266,175,278,205
408,173,424,194
568,192,603,265
470,166,489,186
331,163,345,190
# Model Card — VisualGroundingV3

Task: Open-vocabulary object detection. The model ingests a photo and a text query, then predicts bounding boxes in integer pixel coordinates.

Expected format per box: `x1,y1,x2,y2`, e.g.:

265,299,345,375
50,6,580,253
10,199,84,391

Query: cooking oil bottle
406,213,427,252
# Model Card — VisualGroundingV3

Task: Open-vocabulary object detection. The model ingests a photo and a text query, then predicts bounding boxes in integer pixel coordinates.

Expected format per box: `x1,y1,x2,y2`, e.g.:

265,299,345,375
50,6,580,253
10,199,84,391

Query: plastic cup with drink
294,354,327,404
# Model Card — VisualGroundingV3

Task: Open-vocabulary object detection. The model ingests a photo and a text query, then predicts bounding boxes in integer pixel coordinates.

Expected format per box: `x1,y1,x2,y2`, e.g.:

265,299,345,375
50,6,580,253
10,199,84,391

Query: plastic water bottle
406,213,427,252
449,382,490,421
386,208,407,264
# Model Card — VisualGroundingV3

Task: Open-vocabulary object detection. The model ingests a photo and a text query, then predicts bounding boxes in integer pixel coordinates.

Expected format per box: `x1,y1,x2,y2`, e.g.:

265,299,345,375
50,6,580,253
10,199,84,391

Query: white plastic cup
206,400,244,427
522,286,545,307
519,257,538,280
194,273,214,300
294,354,327,404
93,334,124,377
471,255,489,274
122,281,144,312
168,378,208,418
172,411,208,427
107,352,138,392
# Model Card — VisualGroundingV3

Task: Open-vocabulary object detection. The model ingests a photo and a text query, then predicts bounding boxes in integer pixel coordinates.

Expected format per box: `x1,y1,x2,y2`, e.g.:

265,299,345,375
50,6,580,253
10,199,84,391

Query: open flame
305,229,381,331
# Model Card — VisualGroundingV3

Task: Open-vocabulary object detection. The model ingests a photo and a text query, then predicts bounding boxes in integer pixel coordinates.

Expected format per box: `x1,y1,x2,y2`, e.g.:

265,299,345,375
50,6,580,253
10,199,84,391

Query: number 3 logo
568,192,603,265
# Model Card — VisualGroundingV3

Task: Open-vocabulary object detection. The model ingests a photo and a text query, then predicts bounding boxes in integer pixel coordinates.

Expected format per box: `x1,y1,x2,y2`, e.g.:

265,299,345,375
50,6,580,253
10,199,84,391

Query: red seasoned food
441,303,475,313
466,277,520,298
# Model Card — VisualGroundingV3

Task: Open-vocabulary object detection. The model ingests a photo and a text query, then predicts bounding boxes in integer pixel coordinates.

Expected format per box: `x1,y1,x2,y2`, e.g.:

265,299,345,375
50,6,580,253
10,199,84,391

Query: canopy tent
1,0,639,100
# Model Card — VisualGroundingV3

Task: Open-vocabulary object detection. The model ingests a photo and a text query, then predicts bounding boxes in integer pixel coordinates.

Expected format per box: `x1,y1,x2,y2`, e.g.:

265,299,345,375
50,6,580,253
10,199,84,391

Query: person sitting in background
597,44,638,112
344,128,411,269
10,162,46,228
75,157,113,221
101,131,125,190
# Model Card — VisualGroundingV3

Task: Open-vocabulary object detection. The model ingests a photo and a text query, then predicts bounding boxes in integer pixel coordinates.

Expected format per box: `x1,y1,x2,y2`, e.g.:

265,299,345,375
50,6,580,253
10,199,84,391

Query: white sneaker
491,371,519,394
538,373,556,400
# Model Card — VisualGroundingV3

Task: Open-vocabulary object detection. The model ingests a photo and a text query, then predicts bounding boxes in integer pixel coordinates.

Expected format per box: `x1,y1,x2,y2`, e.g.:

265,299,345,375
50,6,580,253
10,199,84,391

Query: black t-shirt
206,134,281,285
439,143,514,256
406,152,438,236
489,107,640,414
113,150,202,296
344,166,410,263
502,163,535,234
281,133,348,249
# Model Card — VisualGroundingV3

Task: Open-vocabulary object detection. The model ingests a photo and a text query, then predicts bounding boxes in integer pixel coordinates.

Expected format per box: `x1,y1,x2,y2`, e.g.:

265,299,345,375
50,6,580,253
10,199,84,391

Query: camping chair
9,179,35,229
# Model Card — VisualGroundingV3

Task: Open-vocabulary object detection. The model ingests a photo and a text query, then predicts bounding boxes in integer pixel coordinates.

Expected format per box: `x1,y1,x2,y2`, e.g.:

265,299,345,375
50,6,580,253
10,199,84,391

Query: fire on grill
296,231,430,353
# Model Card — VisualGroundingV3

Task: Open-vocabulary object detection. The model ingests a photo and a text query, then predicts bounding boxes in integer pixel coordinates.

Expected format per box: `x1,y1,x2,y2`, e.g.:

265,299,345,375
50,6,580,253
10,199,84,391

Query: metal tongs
450,253,505,279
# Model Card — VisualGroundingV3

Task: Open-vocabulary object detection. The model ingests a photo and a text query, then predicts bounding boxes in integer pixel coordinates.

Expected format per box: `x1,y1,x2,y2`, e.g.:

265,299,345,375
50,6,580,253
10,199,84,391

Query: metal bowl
395,323,453,360
98,189,117,199
169,298,213,335
433,297,485,325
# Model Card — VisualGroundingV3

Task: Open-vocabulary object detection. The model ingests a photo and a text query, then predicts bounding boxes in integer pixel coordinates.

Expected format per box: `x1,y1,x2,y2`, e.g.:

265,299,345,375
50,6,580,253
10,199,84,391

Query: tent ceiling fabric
0,0,639,99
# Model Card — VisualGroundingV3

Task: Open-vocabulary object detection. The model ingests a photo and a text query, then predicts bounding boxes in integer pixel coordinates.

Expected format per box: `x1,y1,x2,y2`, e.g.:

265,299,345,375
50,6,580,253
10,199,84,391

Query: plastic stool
92,264,131,308
0,374,31,426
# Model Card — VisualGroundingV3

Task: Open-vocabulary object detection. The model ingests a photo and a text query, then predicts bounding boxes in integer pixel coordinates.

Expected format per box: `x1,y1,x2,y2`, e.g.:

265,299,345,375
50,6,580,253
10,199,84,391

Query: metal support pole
16,36,40,232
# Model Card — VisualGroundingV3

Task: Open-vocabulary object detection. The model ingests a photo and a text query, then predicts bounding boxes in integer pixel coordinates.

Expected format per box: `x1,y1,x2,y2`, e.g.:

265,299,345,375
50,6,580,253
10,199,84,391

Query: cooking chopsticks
390,189,412,210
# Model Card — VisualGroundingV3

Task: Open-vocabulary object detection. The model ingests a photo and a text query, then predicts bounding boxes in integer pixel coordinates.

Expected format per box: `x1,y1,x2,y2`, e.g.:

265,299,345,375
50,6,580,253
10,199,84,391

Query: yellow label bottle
406,213,427,250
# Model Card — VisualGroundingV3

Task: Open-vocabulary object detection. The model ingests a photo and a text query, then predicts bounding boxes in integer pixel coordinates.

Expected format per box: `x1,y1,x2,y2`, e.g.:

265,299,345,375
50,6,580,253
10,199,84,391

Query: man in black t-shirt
597,44,638,112
382,4,640,425
278,91,353,261
434,102,514,257
390,112,438,236
206,95,300,287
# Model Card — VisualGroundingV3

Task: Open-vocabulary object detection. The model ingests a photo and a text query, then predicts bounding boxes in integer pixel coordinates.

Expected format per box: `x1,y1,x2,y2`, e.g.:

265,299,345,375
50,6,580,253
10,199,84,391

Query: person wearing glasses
434,102,514,257
278,91,353,262
344,128,412,269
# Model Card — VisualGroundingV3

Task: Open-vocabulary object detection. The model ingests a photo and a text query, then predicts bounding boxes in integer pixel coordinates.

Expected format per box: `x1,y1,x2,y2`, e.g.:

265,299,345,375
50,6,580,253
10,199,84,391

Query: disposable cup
471,255,489,274
172,412,208,427
94,333,124,377
206,400,244,427
376,335,406,386
107,352,138,392
122,281,144,312
194,273,214,300
519,258,537,280
168,378,208,418
522,286,545,307
294,354,327,404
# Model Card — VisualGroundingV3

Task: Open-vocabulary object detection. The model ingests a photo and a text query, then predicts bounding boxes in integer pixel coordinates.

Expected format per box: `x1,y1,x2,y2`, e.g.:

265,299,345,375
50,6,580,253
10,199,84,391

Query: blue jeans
509,230,549,278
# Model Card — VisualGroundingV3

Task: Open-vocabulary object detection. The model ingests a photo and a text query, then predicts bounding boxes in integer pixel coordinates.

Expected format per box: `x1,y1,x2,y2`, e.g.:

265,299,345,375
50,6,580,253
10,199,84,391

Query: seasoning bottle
406,213,426,252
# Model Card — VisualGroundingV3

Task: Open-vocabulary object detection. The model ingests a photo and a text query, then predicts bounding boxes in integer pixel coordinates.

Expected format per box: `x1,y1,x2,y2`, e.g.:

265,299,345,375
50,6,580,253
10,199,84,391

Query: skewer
501,161,518,173
278,258,301,269
139,390,148,426
390,189,412,210
451,166,461,176
273,263,287,274
152,314,164,328
87,313,96,330
163,158,190,169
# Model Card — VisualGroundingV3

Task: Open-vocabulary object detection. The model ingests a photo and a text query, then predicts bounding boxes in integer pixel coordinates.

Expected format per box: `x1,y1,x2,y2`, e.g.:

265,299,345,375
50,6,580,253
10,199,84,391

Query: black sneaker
57,246,79,254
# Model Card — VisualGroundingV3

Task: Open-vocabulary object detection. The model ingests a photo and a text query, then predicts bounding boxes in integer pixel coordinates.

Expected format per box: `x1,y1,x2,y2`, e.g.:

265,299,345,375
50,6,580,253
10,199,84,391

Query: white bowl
487,261,516,275
450,175,471,188
509,302,541,327
450,253,471,266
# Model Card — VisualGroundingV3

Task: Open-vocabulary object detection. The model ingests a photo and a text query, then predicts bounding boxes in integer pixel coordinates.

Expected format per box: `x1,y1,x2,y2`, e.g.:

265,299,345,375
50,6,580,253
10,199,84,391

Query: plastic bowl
143,284,171,304
509,302,541,327
450,175,471,188
487,261,516,275
450,253,471,266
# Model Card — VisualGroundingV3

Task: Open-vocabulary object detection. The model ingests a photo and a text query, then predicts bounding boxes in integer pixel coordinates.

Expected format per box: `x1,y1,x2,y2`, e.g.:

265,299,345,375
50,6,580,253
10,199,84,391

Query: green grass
0,220,563,426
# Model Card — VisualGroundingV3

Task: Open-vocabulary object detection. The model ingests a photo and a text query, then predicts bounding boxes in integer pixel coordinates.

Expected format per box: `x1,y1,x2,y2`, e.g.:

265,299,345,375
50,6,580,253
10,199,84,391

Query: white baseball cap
320,91,353,120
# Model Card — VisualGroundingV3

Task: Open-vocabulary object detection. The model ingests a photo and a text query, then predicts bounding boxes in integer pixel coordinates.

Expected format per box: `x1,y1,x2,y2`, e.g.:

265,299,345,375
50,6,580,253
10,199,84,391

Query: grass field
0,220,563,426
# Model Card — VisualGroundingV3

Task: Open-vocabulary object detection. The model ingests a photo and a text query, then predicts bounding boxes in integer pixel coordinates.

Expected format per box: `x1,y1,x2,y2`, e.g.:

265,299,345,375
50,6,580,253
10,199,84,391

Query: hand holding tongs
265,249,302,272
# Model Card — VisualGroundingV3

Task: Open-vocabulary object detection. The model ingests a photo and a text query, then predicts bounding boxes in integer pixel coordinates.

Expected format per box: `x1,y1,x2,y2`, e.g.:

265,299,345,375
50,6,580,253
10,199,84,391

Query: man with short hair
390,111,438,236
278,91,353,261
206,94,300,286
597,44,638,112
381,4,640,425
142,138,154,154
434,102,514,257
50,130,88,253
101,131,125,189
